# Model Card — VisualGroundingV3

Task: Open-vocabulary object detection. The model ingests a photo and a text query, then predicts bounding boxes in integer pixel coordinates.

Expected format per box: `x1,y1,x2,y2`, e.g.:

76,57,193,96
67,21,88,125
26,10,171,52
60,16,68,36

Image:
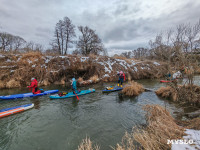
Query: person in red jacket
117,71,125,87
27,78,41,94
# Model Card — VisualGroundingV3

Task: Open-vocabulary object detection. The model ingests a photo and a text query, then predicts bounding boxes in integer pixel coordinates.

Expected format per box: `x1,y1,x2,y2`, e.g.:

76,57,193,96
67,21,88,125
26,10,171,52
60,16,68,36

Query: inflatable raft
0,90,59,100
50,89,95,99
0,103,34,118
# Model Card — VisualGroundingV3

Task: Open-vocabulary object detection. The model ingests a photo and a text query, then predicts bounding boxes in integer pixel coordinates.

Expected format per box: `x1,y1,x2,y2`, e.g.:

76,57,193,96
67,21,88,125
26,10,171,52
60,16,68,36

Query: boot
117,84,119,87
120,85,123,87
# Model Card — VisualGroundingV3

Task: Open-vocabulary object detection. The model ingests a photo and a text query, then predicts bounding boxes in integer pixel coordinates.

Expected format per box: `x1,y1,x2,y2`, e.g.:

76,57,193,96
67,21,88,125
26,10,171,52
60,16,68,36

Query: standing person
27,78,41,94
71,78,78,93
117,71,125,87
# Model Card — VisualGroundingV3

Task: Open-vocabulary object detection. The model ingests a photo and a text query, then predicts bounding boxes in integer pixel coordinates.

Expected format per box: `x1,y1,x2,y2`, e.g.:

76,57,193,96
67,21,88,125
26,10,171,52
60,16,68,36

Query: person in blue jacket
71,78,78,93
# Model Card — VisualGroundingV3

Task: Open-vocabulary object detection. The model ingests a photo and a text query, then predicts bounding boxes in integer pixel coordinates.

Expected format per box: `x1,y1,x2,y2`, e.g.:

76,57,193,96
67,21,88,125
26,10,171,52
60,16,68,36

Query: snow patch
134,67,138,72
103,74,110,78
0,66,16,68
50,70,59,73
0,54,5,58
6,59,12,62
27,59,32,64
153,62,160,66
81,57,89,62
59,56,69,59
116,59,128,69
172,129,200,150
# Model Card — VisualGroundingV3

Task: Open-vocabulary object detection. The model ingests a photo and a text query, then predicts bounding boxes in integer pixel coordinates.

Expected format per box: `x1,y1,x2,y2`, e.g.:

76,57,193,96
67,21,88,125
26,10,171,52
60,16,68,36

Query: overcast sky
0,0,200,55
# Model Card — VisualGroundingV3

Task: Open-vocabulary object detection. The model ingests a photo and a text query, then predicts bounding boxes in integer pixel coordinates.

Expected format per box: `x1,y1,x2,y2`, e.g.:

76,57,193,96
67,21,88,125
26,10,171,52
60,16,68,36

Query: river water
0,77,199,150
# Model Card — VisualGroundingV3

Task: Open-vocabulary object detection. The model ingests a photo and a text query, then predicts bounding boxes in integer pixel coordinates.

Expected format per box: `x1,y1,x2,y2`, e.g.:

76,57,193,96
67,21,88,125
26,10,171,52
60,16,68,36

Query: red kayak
160,80,173,83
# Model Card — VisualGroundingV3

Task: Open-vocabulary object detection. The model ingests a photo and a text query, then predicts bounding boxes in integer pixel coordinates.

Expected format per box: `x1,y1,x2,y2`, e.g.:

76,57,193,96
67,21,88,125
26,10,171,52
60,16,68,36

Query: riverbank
78,105,200,150
0,52,168,89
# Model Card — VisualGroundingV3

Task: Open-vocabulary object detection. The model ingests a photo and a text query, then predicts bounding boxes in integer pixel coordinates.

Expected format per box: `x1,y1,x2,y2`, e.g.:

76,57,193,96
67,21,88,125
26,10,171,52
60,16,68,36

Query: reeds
114,105,185,150
122,81,144,96
78,137,100,150
156,85,200,105
155,86,177,101
176,117,200,130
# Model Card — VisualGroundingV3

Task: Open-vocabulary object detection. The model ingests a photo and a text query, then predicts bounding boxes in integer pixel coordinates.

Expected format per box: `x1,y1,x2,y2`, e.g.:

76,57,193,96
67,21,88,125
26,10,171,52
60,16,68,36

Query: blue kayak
50,89,95,99
0,104,34,118
102,86,123,93
0,90,59,100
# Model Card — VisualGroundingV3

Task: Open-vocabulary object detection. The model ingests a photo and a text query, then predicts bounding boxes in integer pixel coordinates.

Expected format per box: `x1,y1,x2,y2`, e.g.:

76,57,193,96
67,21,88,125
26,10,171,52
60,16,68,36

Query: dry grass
78,137,100,150
122,81,144,96
88,54,98,59
114,105,185,150
21,51,43,60
114,132,136,150
0,81,5,88
112,55,127,60
155,86,177,101
0,52,171,89
156,85,200,106
134,105,185,150
89,75,99,83
176,117,200,130
78,77,84,83
6,79,21,88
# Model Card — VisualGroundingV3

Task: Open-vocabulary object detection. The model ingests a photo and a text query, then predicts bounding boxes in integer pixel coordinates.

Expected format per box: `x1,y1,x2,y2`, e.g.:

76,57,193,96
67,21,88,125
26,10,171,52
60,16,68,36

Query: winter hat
72,78,76,81
31,77,35,80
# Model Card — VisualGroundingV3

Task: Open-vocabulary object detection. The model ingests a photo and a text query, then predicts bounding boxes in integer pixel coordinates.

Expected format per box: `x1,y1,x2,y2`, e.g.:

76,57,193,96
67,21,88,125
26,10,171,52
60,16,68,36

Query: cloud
0,0,200,53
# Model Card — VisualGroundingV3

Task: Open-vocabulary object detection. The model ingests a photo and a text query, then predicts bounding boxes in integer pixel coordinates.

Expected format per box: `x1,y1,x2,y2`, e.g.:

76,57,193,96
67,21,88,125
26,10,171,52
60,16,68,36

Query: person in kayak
166,72,171,80
117,71,125,87
27,78,41,94
71,78,79,94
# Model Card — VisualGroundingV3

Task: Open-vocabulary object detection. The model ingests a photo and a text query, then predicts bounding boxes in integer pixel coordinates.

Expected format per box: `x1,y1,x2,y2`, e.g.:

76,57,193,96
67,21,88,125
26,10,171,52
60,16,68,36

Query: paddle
73,90,79,100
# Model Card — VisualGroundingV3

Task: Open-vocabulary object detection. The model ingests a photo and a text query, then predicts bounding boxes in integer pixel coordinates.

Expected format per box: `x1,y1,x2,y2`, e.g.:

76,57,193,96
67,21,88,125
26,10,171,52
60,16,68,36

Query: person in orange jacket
117,71,125,87
27,78,41,94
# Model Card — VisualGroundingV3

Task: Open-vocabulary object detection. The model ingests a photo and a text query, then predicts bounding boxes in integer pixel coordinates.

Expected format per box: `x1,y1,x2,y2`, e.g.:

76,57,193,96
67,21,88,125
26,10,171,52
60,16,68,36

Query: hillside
0,52,168,89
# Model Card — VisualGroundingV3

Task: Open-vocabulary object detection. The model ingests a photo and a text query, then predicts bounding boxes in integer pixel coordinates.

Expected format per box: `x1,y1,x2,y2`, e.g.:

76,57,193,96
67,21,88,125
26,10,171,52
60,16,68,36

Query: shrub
122,81,144,96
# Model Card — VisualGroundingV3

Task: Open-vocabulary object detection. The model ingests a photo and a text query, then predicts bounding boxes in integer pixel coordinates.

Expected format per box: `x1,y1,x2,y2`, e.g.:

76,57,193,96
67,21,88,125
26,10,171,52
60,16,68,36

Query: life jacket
72,81,77,91
119,73,125,80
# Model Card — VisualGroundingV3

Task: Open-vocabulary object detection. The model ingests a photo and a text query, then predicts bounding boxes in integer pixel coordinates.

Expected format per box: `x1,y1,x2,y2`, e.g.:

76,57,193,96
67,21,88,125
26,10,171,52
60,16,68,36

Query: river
0,77,199,150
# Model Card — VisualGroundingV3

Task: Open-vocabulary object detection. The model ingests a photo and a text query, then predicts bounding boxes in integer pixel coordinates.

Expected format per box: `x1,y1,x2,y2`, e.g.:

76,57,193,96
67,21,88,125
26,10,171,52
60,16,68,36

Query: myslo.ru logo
167,139,194,144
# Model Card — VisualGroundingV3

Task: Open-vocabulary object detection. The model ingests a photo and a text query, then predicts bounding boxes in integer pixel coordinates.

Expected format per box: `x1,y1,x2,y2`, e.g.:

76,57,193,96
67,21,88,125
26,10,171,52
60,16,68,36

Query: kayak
160,80,172,83
102,86,123,93
49,89,95,99
160,80,173,83
0,103,34,118
0,90,59,100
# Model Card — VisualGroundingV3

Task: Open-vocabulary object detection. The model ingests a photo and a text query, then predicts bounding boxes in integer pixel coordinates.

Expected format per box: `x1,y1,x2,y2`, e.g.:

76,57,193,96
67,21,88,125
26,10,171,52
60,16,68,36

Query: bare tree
0,32,26,52
35,43,43,52
53,17,76,55
63,17,76,54
12,36,26,52
0,32,12,51
77,26,105,55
